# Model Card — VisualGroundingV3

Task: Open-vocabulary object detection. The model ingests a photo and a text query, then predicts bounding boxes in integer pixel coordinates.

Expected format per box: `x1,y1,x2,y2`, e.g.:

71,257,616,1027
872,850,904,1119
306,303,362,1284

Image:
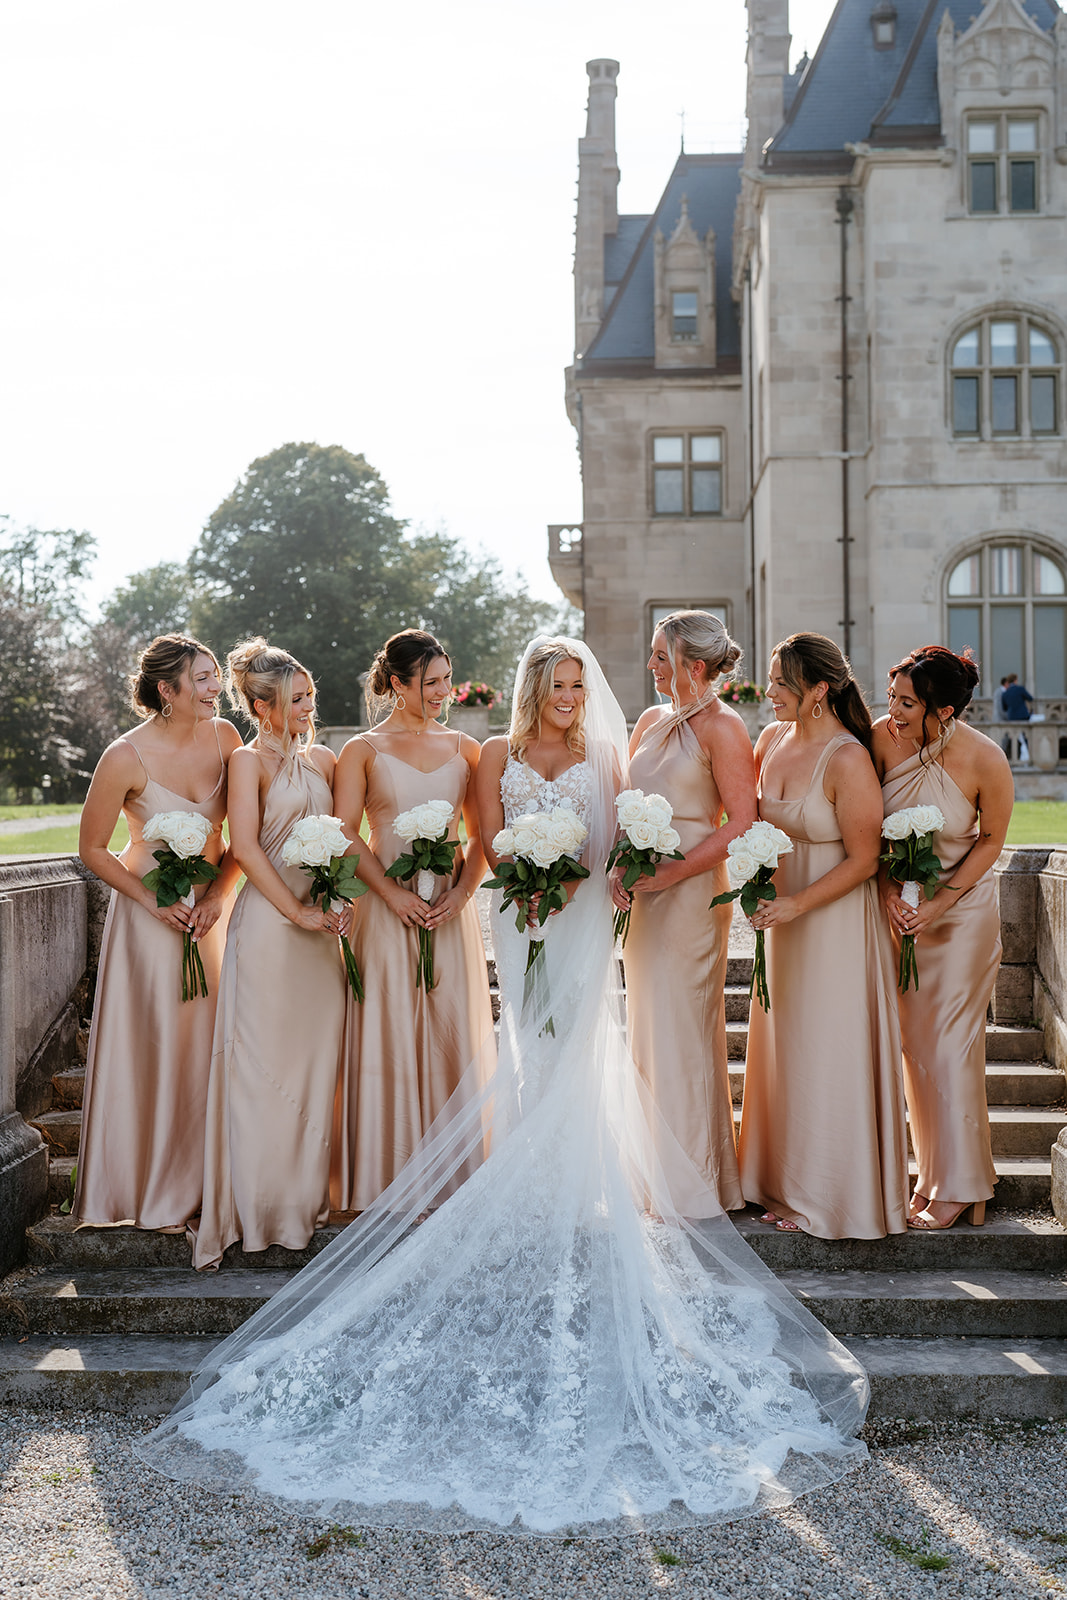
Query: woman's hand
630,857,686,894
292,903,349,935
144,895,194,934
425,884,470,930
609,866,631,913
750,894,802,930
897,887,951,939
382,883,433,928
187,886,226,940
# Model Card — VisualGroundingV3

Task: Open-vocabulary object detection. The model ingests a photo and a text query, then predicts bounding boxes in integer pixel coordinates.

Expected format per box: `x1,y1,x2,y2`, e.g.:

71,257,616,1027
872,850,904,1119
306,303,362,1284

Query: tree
0,592,83,801
102,561,192,646
0,521,96,627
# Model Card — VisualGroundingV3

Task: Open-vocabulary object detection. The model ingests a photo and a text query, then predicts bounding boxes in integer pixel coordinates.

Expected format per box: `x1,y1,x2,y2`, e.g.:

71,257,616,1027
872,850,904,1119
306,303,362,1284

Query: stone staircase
3,951,1066,1420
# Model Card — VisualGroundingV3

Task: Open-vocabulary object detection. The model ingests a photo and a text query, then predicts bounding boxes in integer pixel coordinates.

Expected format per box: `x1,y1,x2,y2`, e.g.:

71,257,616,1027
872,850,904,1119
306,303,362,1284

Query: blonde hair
509,639,586,763
130,634,219,720
654,611,742,703
226,637,317,763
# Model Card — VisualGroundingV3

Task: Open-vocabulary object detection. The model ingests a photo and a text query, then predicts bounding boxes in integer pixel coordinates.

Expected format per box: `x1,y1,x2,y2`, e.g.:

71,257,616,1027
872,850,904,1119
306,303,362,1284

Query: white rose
625,819,660,852
655,825,681,855
615,790,648,828
548,807,587,855
415,801,452,838
911,805,946,838
143,810,213,859
392,807,422,843
510,816,543,858
642,794,673,827
282,814,347,867
528,834,563,869
882,810,912,842
492,827,516,857
727,849,759,889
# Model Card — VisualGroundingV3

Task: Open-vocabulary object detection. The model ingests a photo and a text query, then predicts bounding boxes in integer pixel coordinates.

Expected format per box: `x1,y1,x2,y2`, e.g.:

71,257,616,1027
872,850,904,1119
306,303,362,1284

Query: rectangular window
953,375,979,435
967,115,1041,214
948,606,981,667
990,322,1017,365
991,546,1023,596
671,291,698,341
991,604,1025,689
650,433,723,516
1008,120,1038,151
992,374,1018,433
1031,374,1057,434
1010,161,1036,212
969,162,997,212
948,554,981,597
1034,606,1067,696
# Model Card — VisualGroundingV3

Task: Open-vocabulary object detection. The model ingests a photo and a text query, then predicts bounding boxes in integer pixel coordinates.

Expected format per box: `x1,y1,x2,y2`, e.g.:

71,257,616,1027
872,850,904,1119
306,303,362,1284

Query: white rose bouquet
383,799,459,992
710,820,794,1013
142,810,220,1001
879,805,947,992
281,814,369,1002
605,789,684,947
488,806,590,1033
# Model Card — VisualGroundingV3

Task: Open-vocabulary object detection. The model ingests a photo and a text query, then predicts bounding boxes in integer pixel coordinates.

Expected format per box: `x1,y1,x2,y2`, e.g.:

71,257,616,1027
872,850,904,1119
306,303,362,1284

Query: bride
137,637,869,1535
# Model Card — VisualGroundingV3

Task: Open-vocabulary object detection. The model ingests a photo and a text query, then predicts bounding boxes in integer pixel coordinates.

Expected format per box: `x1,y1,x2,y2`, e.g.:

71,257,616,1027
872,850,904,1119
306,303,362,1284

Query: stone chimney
575,58,620,359
745,1,790,173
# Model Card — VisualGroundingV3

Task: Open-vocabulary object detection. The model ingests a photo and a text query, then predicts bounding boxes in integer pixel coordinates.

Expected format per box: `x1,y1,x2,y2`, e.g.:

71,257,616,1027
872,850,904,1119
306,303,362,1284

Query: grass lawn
0,819,129,857
1004,801,1067,846
0,802,82,821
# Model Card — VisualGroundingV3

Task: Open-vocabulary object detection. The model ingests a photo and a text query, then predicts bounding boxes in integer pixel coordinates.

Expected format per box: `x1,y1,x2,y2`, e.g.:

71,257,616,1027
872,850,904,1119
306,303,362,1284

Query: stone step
725,1019,1051,1065
2,1269,292,1338
9,1263,1065,1343
2,1333,1065,1420
46,1157,77,1210
50,1067,85,1111
28,1109,81,1157
724,1105,1065,1161
725,1060,1065,1107
779,1268,1067,1339
914,1158,1051,1211
25,1212,1064,1279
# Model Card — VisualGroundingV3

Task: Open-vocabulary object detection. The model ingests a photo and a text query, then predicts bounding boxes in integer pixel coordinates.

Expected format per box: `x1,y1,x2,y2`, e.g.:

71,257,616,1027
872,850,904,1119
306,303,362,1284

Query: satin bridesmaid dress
194,756,346,1269
738,728,909,1238
881,722,1000,1209
624,715,743,1214
330,735,495,1212
75,729,229,1230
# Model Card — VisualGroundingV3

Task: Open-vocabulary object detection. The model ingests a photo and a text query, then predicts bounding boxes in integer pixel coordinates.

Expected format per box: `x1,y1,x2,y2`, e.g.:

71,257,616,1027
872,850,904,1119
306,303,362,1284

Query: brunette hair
889,645,980,747
130,634,219,720
654,610,743,701
365,629,451,724
773,632,873,750
226,637,316,762
509,639,586,764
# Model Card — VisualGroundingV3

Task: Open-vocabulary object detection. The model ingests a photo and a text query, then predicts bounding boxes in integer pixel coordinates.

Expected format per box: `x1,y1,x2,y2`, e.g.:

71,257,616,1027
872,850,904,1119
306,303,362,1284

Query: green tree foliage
102,561,192,647
0,521,96,626
189,442,565,724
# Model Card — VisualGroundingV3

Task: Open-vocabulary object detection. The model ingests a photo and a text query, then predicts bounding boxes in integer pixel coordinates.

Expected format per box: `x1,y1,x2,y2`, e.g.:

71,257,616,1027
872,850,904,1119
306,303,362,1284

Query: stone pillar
575,58,620,358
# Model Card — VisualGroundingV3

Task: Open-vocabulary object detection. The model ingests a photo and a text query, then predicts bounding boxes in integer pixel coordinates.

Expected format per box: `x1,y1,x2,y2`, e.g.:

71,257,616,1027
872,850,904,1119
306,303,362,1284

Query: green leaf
622,862,641,891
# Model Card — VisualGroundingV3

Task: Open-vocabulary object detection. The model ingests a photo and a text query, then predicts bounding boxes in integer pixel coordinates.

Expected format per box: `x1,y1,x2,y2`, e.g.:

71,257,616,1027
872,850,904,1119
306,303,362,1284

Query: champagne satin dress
330,737,495,1212
194,756,346,1270
75,730,229,1230
624,715,743,1214
738,729,909,1238
882,723,1000,1206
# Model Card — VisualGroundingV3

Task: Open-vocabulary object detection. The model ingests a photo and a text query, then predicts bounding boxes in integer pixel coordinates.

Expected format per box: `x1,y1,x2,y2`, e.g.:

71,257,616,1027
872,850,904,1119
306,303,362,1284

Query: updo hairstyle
889,645,980,745
130,634,219,720
655,611,743,702
227,637,316,760
365,629,451,724
774,632,873,750
510,639,586,764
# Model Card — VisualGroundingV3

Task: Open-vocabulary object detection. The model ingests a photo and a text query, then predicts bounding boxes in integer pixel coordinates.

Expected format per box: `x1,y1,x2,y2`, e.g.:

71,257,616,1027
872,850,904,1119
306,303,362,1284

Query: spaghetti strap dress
331,736,495,1212
881,722,1000,1206
75,726,229,1229
738,728,909,1239
193,756,347,1270
624,715,743,1214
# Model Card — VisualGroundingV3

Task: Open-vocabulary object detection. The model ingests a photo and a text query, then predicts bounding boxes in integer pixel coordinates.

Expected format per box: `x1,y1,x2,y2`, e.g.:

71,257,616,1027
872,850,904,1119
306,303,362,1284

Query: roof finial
678,107,686,152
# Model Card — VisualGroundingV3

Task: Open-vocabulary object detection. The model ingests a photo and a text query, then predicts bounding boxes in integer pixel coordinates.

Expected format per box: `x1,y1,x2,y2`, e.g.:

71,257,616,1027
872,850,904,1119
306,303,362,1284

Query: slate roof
581,154,743,370
767,0,1060,167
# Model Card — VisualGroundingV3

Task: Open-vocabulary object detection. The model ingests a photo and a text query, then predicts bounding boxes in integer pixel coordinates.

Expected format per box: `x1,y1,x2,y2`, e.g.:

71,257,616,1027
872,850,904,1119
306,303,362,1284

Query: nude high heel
908,1199,986,1231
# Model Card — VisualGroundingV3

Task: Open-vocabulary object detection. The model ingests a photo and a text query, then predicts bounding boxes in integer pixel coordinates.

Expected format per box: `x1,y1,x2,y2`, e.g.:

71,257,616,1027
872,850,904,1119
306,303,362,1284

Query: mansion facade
549,0,1067,730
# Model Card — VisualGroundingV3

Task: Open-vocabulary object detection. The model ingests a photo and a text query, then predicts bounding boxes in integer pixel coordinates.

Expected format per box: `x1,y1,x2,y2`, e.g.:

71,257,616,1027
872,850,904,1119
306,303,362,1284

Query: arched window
946,539,1067,697
950,314,1061,439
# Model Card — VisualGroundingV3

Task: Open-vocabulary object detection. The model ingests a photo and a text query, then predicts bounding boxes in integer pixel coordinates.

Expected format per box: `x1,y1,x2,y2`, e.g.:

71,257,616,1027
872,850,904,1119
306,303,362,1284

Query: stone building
550,0,1067,743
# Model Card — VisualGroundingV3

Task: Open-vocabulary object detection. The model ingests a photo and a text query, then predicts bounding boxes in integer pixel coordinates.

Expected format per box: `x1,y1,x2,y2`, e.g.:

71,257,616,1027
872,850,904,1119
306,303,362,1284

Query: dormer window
671,291,698,342
967,115,1039,214
870,3,896,48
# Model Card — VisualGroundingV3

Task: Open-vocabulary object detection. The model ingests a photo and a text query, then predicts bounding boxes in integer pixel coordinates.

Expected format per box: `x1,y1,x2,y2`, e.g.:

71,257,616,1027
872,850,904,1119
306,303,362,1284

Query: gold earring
811,700,823,720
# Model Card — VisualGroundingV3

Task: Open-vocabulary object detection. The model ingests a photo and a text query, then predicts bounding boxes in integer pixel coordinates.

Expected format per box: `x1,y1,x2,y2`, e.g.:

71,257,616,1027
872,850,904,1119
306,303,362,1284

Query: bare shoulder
337,732,373,771
227,744,264,776
632,706,666,741
457,731,483,765
213,717,243,756
307,744,336,781
479,735,510,772
869,716,898,775
826,736,880,789
959,720,1012,778
92,734,144,791
753,721,780,761
697,700,751,753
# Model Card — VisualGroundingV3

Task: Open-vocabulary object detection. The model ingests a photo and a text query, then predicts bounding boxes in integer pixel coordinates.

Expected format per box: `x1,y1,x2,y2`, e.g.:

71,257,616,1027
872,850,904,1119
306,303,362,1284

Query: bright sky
0,0,836,611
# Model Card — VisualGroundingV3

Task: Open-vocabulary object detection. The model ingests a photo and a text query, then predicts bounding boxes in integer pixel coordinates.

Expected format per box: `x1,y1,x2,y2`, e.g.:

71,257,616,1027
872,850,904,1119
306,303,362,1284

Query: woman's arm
187,720,246,939
427,735,487,929
627,707,662,759
78,741,194,932
474,737,509,874
752,744,883,928
333,736,431,929
228,749,339,933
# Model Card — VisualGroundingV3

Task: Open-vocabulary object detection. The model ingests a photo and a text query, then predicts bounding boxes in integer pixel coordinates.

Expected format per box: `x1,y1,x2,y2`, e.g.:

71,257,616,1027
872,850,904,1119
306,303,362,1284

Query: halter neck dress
330,735,495,1212
738,727,908,1238
194,755,347,1270
75,725,229,1230
624,715,743,1214
881,722,1000,1206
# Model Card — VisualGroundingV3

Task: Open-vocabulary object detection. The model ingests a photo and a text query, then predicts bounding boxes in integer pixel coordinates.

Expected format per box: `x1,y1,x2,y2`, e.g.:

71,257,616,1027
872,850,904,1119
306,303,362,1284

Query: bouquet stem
612,905,631,947
522,939,554,1035
750,930,770,1013
339,935,365,1003
416,925,436,992
181,932,209,1002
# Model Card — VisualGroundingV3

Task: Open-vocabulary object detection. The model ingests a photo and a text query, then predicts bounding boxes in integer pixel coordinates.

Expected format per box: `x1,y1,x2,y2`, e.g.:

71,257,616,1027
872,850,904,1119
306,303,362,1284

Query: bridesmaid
738,632,908,1239
330,630,494,1212
611,611,757,1214
76,635,241,1229
194,640,348,1269
873,645,1013,1231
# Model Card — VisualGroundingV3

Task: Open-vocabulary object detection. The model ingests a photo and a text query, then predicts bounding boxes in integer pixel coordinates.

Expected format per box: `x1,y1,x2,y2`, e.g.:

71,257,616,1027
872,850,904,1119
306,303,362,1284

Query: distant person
1001,674,1033,722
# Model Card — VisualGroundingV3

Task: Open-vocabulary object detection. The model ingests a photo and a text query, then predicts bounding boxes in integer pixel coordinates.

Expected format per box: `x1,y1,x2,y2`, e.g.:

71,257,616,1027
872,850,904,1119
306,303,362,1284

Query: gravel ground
2,1410,1066,1597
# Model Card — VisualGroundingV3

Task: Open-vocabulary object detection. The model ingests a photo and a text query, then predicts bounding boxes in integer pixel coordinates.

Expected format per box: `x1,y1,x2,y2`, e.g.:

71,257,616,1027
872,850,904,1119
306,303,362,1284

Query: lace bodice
500,755,592,830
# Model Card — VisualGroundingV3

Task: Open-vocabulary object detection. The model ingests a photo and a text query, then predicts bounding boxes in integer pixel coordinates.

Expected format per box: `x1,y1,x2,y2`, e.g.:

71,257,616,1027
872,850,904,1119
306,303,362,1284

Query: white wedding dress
137,640,868,1536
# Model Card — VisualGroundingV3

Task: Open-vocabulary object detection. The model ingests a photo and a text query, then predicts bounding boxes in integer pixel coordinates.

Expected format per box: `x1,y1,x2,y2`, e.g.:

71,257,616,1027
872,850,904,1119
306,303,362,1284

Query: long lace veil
137,635,869,1535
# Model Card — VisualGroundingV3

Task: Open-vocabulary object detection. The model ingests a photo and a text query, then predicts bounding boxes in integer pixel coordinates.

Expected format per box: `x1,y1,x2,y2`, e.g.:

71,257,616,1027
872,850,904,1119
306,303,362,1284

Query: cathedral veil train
136,637,869,1537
